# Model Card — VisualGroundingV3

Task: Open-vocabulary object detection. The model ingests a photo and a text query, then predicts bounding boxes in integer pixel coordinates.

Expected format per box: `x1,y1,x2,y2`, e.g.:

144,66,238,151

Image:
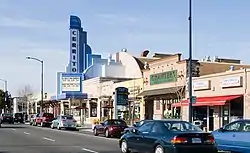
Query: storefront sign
70,29,78,73
221,76,242,88
193,80,211,91
61,76,81,92
128,86,141,96
150,70,177,85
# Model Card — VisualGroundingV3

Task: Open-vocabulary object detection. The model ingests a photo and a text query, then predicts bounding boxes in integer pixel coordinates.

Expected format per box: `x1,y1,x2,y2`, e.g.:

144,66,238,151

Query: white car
51,115,77,130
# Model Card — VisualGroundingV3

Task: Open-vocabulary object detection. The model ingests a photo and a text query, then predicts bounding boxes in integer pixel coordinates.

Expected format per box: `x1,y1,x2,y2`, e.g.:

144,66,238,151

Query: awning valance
172,94,242,107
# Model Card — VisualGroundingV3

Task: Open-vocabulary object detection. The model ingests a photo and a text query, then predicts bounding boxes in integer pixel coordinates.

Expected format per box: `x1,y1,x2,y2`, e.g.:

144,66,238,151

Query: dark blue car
212,119,250,153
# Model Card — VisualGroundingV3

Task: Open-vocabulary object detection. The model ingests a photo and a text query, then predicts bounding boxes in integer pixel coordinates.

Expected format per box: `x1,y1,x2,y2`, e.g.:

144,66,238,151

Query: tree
172,73,186,119
0,89,5,109
17,85,34,113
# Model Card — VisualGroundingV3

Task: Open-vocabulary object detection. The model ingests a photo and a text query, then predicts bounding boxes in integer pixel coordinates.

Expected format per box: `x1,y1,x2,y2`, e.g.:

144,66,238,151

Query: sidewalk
76,124,93,132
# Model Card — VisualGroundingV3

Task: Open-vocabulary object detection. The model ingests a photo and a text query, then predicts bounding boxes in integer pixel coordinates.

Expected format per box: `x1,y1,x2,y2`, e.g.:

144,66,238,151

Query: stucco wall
143,55,187,91
112,52,143,78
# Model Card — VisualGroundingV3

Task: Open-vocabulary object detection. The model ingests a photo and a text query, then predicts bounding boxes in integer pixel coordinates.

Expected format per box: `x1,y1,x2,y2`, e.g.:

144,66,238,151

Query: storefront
138,54,189,120
173,69,250,131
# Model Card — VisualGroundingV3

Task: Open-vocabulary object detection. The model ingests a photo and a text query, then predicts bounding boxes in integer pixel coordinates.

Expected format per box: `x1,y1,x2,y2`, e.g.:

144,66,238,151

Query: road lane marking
82,148,99,153
42,137,55,142
24,132,30,135
11,128,16,131
27,125,118,141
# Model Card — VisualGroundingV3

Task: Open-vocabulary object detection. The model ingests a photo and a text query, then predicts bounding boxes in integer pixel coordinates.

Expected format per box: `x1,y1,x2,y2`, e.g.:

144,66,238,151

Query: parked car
35,113,54,127
119,120,217,153
51,115,77,130
93,119,128,138
212,119,250,153
30,113,40,126
122,120,151,135
13,113,24,123
0,113,14,124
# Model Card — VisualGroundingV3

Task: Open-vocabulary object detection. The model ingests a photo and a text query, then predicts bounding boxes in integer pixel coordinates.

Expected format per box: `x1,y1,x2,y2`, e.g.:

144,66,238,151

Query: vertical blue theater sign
114,87,129,119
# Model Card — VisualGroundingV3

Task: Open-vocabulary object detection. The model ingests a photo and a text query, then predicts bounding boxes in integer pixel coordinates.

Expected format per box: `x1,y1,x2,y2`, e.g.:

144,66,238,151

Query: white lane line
24,132,30,135
42,137,55,142
82,148,99,153
27,125,118,141
11,128,16,131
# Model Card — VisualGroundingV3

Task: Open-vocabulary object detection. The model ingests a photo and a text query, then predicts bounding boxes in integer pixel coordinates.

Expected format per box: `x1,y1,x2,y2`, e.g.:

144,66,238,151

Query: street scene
1,0,250,153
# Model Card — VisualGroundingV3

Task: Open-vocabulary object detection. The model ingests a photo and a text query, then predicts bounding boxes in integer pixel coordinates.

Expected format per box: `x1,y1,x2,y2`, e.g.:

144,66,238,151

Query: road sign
191,96,196,104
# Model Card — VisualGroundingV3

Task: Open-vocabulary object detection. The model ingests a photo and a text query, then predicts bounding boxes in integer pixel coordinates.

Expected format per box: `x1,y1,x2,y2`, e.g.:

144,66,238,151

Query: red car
93,119,128,138
35,113,54,127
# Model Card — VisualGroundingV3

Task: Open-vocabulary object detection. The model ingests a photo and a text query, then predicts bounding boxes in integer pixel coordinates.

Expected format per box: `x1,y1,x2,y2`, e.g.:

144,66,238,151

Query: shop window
155,101,160,110
90,102,97,117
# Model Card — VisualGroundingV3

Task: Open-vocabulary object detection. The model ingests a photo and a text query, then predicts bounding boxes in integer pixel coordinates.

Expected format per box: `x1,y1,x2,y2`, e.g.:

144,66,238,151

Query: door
141,122,164,152
131,121,154,152
232,120,250,153
215,121,242,151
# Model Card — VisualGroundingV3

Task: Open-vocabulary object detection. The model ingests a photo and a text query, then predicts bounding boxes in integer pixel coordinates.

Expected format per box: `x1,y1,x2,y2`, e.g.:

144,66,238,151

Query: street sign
191,96,196,104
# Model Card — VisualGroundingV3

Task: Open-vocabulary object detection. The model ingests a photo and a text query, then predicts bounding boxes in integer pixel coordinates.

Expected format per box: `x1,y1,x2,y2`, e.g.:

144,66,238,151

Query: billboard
57,72,83,94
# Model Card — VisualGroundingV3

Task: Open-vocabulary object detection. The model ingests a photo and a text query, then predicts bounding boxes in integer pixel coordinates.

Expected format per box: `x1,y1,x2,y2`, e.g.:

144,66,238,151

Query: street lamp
188,0,193,123
26,56,44,113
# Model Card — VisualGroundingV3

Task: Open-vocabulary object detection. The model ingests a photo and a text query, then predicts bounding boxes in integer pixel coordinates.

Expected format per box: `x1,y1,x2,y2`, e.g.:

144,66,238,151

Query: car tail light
171,136,188,144
204,135,215,144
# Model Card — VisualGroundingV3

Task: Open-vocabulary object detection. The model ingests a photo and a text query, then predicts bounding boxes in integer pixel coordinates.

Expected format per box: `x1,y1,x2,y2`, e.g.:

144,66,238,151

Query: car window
163,121,202,132
2,114,12,117
62,115,73,120
103,121,109,126
43,113,53,117
224,121,242,132
138,122,154,133
107,120,127,126
151,122,164,134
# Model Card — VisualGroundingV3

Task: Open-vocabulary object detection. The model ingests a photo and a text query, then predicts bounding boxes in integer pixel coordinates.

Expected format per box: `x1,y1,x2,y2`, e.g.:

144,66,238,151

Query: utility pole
188,0,193,123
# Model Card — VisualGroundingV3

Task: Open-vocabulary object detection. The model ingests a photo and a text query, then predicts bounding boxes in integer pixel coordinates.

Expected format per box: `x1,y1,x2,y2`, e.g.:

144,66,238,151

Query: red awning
172,94,242,107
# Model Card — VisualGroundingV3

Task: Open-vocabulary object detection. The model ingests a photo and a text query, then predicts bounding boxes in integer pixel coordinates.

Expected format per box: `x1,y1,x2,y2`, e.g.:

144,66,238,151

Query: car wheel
57,124,61,130
120,139,130,153
155,145,164,153
93,128,98,136
105,129,110,138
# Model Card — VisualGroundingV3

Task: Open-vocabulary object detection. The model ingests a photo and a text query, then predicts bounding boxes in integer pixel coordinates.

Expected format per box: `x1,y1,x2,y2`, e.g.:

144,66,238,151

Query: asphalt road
0,124,120,153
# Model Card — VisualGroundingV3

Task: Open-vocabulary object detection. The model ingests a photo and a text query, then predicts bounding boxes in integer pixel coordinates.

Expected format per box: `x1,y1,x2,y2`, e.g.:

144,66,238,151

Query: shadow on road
0,126,26,129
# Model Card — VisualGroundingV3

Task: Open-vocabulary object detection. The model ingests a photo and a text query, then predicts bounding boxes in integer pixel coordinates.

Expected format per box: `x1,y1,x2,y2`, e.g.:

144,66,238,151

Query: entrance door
145,100,153,119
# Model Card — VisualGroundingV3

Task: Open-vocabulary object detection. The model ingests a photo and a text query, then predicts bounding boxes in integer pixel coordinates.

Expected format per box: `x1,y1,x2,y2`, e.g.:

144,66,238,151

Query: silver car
51,115,77,130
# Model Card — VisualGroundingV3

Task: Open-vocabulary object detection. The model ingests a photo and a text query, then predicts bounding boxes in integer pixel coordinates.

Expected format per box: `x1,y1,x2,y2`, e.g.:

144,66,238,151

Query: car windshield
43,113,53,117
108,120,127,126
15,113,22,117
163,121,203,132
62,115,73,120
3,113,12,117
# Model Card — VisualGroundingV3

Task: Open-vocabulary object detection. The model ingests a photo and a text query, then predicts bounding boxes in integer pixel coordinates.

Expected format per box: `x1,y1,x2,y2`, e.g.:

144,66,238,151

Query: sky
0,0,250,96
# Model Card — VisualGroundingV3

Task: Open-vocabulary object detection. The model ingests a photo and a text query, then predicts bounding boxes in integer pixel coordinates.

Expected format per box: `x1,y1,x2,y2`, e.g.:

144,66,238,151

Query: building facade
174,69,250,131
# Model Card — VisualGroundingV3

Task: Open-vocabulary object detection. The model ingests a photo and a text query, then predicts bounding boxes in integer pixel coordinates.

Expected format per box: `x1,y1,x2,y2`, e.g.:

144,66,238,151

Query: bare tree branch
17,85,34,113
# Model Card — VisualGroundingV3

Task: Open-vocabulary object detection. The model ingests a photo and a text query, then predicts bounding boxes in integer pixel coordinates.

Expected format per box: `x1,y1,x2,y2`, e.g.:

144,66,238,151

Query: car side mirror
132,128,140,134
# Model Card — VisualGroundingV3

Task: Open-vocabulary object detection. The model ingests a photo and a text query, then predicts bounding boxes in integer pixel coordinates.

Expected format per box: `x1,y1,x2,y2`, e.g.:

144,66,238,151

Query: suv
13,113,24,123
0,113,14,124
36,113,54,127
